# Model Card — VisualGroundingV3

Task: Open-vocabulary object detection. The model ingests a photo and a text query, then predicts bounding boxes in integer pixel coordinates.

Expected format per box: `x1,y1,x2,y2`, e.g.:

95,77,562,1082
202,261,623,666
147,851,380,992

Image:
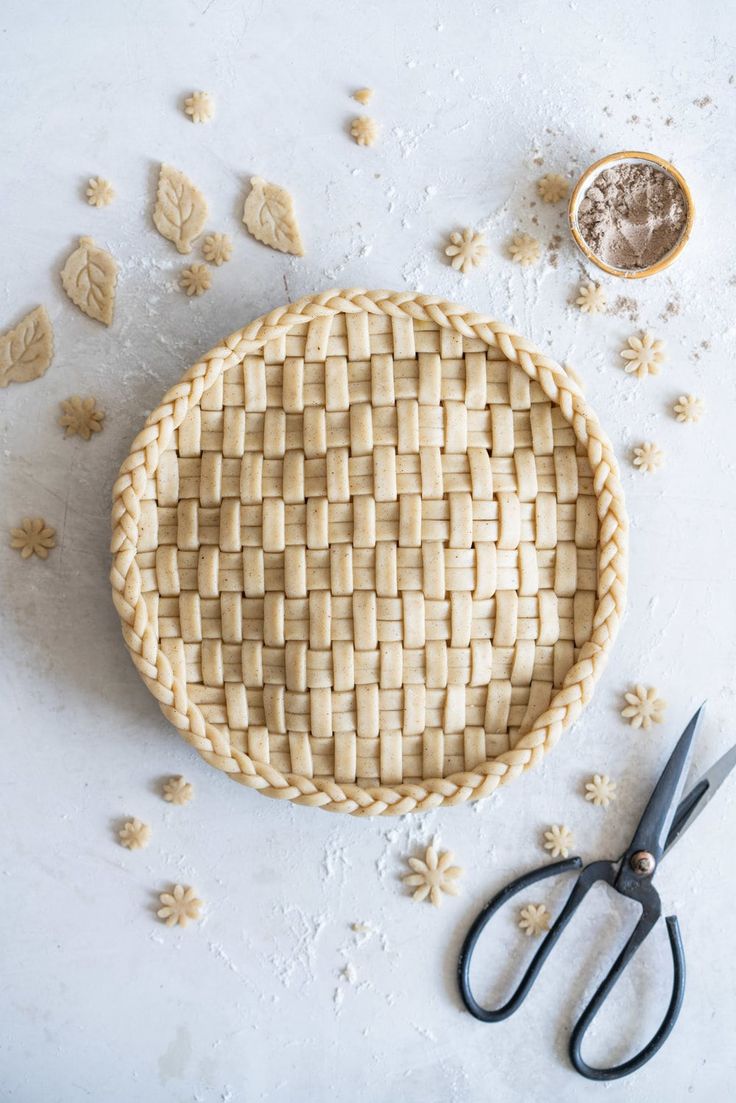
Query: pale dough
620,332,666,378
537,173,568,203
445,228,488,274
157,885,202,927
585,774,617,807
10,517,56,560
543,825,573,858
242,176,304,256
86,177,115,207
518,904,551,936
403,840,463,907
202,233,232,265
60,236,117,326
350,116,379,146
576,283,607,314
632,442,663,472
621,685,666,730
0,305,53,388
183,91,214,123
58,396,105,440
508,233,541,266
163,776,194,805
153,164,208,255
118,818,151,850
180,264,211,297
674,394,704,423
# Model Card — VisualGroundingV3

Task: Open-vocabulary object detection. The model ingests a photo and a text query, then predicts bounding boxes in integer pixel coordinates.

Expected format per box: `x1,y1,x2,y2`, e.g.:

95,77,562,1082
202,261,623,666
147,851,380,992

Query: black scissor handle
458,857,616,1022
570,911,686,1081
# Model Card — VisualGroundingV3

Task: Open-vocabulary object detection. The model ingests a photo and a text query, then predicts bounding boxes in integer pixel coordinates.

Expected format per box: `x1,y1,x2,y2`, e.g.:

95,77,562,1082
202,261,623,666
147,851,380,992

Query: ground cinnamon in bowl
569,153,694,278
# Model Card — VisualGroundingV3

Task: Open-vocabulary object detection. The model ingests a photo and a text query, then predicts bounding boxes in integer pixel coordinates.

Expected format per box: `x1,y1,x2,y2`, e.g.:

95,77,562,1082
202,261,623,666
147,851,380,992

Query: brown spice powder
576,162,687,271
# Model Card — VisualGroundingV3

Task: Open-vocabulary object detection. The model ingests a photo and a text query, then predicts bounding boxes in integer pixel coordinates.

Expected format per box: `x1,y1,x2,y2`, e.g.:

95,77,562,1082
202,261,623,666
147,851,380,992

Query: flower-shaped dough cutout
157,884,202,927
620,332,666,379
518,904,551,936
403,839,463,907
86,177,115,207
202,233,232,266
621,685,666,730
576,283,607,314
543,825,574,859
58,396,105,440
585,774,617,807
508,233,541,266
632,442,663,473
537,173,568,203
184,91,214,123
673,394,705,423
118,818,151,850
10,517,56,560
163,776,194,805
445,228,488,275
180,264,211,297
353,88,374,105
350,116,379,146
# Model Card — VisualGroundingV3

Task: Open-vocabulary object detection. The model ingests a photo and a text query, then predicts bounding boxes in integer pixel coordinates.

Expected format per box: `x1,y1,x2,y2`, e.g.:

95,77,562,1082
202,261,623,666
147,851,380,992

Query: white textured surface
1,1,735,1100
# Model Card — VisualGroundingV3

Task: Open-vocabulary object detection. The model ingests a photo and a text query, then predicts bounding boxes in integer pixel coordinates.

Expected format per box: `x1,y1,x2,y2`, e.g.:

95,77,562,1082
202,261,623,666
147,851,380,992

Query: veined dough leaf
60,236,118,326
242,176,305,256
0,305,54,388
153,164,208,254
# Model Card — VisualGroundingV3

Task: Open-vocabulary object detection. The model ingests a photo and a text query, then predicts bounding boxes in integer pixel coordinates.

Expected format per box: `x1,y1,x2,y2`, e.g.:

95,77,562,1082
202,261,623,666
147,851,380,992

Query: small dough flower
632,442,664,473
576,283,607,314
585,774,617,807
118,818,151,850
58,396,105,440
537,173,568,203
508,233,541,266
163,776,194,805
157,884,202,928
518,903,551,937
180,264,211,297
403,839,463,907
621,685,667,730
445,228,488,274
86,177,115,207
353,88,374,105
620,332,666,379
202,233,232,266
184,91,214,123
673,394,705,423
10,517,56,560
543,825,574,859
350,116,379,146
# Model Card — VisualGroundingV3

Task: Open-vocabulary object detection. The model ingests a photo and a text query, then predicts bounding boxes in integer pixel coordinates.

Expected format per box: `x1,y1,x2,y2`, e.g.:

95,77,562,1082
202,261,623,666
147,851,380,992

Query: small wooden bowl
568,150,695,280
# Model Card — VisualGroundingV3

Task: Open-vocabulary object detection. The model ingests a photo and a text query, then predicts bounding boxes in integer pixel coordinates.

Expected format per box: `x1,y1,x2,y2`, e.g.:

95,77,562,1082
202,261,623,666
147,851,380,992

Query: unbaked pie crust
111,289,627,816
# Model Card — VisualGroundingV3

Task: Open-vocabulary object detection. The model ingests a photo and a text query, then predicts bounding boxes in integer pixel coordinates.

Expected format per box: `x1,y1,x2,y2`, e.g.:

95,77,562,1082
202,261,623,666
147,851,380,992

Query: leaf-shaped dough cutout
60,236,118,326
242,176,305,256
0,305,54,389
153,164,208,254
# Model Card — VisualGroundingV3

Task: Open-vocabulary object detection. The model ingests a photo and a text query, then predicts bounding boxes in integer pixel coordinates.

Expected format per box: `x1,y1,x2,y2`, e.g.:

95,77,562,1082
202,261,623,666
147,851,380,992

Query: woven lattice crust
110,289,628,815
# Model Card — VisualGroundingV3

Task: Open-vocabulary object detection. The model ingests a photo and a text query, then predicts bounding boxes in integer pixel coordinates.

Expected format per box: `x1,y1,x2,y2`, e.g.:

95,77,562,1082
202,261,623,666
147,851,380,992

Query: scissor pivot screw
630,851,656,876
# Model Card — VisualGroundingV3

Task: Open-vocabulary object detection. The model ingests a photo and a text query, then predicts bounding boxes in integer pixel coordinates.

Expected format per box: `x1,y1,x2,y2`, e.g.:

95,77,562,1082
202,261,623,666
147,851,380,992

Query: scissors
457,705,736,1081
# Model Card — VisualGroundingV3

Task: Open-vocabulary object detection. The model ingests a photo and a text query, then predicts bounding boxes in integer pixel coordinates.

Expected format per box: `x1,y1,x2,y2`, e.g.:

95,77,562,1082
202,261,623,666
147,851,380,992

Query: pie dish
111,289,628,815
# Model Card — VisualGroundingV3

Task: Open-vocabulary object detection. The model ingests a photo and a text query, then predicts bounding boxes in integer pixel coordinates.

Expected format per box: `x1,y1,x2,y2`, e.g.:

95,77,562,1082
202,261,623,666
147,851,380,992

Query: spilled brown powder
577,162,687,270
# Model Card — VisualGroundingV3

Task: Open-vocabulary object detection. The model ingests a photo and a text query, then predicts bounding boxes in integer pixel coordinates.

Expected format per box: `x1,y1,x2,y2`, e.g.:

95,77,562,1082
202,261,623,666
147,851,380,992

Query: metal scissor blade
664,741,736,855
621,705,705,870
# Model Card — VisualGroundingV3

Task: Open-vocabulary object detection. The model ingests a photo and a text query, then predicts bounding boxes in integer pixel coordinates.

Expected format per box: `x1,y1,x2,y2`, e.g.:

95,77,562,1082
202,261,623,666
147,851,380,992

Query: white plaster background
1,1,735,1100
